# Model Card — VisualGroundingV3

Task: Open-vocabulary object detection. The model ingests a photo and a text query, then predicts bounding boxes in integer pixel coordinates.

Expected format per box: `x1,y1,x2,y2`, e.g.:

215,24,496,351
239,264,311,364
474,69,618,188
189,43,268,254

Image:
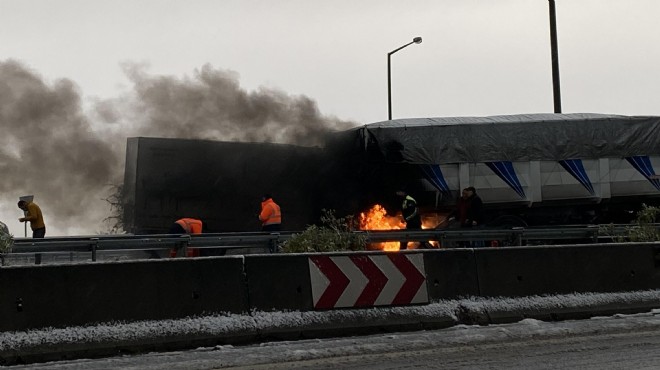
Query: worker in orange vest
169,218,203,257
259,194,281,232
169,218,203,234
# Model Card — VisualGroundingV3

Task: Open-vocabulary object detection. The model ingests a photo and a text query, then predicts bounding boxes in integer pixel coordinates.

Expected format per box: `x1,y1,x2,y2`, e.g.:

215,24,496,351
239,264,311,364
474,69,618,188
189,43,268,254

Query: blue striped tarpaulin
626,156,660,191
485,161,526,199
558,159,595,195
420,164,450,193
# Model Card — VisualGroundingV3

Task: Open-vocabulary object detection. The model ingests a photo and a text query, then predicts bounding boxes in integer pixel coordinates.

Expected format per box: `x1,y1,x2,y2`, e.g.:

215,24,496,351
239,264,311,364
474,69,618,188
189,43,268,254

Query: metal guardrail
4,224,659,265
5,232,296,265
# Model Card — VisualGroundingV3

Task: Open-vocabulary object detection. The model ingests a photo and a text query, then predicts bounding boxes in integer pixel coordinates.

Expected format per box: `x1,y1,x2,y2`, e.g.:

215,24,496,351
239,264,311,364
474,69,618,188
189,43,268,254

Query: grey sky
1,0,659,236
2,0,658,123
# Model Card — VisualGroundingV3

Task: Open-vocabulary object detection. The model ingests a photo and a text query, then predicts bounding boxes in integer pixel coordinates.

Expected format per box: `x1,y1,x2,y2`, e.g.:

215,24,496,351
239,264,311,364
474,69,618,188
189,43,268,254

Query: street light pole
388,36,422,120
548,0,562,113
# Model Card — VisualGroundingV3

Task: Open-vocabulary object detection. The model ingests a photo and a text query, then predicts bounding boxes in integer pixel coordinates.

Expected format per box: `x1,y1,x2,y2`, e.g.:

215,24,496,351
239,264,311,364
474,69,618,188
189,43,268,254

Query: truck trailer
122,113,660,233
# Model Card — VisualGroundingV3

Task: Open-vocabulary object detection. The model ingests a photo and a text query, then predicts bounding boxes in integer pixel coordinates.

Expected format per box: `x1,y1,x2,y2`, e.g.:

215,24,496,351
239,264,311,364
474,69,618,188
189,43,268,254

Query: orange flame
359,204,446,251
359,204,405,251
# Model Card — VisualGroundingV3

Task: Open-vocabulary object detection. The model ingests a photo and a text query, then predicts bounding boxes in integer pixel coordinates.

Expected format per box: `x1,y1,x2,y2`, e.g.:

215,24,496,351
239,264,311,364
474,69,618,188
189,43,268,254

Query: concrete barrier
244,254,314,311
3,243,660,333
474,243,660,297
4,244,660,365
423,249,479,300
0,257,248,332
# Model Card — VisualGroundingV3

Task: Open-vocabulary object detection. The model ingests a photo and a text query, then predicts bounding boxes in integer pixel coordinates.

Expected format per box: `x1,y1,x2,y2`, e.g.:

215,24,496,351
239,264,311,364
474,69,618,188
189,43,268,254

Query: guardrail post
34,253,42,265
91,238,99,262
269,233,280,253
588,225,599,243
175,235,190,257
512,227,524,246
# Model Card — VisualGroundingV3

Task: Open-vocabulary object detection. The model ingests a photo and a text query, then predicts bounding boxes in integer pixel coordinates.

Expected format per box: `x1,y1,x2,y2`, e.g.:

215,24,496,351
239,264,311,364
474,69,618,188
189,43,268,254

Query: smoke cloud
0,60,121,236
99,63,354,146
0,60,356,236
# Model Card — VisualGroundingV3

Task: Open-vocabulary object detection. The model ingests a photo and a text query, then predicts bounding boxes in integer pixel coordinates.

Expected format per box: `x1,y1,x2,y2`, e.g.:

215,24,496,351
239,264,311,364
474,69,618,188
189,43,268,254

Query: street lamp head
413,37,422,44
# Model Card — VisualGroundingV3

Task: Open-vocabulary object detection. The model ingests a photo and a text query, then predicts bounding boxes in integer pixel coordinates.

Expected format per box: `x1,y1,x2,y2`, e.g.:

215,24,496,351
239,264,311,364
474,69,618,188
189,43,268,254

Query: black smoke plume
98,63,354,146
0,60,120,235
0,60,356,235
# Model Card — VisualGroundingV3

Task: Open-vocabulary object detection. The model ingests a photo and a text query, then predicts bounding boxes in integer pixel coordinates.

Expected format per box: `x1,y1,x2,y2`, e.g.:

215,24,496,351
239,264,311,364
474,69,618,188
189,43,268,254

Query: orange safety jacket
175,218,203,234
259,199,281,226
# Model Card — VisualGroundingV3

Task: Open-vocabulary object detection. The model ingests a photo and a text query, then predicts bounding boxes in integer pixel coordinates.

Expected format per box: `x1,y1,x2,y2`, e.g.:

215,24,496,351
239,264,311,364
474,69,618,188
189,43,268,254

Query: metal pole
548,0,562,113
388,54,392,120
387,38,421,121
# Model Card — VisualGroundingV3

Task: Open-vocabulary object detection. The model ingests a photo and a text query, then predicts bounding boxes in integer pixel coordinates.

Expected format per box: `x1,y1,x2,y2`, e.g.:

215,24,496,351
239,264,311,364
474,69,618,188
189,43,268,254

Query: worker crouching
169,217,203,257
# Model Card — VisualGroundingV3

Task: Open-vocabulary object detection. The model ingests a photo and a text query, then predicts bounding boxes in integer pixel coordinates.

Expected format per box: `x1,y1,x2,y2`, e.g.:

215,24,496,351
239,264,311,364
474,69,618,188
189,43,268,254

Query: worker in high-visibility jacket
259,194,281,232
396,190,432,250
169,218,203,234
169,218,203,257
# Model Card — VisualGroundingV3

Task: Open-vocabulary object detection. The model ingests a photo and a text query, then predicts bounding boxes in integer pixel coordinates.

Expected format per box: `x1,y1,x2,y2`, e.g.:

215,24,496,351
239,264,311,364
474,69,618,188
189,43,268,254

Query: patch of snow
1,289,659,353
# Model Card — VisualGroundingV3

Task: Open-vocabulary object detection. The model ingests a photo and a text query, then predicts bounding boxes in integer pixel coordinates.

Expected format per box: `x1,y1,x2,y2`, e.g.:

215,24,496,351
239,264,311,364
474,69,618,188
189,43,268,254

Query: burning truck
122,113,660,238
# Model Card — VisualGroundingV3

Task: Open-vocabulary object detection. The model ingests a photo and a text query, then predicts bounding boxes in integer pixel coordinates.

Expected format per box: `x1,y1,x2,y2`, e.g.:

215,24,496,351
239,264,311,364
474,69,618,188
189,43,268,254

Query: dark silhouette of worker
448,187,483,228
465,186,484,227
17,200,46,238
259,194,281,232
396,190,432,250
448,187,484,247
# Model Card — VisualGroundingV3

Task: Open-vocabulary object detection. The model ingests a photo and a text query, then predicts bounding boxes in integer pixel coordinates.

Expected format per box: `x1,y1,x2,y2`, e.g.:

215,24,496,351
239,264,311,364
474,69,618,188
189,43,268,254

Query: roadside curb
2,291,660,366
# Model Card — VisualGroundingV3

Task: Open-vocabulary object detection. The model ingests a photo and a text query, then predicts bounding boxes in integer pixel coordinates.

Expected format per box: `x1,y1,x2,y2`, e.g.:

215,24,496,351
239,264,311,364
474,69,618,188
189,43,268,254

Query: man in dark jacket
449,187,483,227
464,187,484,227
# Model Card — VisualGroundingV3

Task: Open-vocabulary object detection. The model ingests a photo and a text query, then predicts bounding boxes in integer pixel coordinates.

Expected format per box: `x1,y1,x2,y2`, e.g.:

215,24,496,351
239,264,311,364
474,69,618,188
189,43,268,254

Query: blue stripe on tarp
420,164,450,193
485,161,526,198
558,159,595,195
626,156,660,191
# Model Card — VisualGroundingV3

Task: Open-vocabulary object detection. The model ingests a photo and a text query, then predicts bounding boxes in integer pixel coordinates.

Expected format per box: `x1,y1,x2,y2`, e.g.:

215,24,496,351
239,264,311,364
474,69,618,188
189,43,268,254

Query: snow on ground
2,289,660,353
7,308,660,369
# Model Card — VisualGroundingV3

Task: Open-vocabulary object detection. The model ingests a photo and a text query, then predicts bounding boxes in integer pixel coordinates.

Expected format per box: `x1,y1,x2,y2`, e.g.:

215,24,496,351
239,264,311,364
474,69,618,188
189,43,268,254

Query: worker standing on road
17,200,46,238
396,190,432,250
259,194,281,232
169,218,203,257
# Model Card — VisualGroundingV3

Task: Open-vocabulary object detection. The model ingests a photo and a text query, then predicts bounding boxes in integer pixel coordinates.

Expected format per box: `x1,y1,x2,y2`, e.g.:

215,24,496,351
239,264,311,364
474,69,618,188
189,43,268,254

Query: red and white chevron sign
308,254,428,309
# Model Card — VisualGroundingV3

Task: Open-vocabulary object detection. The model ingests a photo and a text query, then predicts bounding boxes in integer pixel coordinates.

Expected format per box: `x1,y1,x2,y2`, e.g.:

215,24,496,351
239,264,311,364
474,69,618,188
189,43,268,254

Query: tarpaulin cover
352,113,660,164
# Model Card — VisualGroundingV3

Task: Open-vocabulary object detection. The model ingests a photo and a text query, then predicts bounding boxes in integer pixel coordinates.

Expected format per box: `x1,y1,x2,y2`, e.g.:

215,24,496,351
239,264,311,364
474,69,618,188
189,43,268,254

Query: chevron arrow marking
388,253,427,305
309,256,350,309
350,255,388,307
309,253,428,309
332,256,369,308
